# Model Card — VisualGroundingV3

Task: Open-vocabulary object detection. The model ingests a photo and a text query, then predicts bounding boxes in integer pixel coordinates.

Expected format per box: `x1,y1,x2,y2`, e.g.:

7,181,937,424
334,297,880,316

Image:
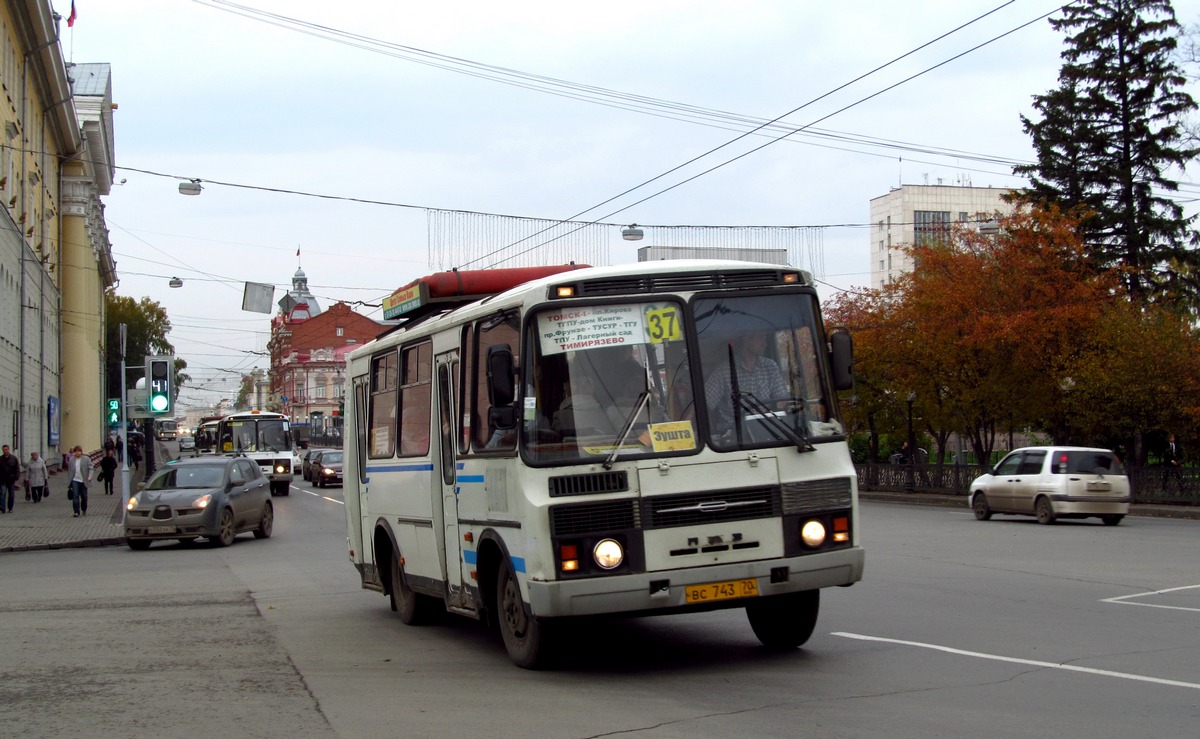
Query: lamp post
905,392,917,493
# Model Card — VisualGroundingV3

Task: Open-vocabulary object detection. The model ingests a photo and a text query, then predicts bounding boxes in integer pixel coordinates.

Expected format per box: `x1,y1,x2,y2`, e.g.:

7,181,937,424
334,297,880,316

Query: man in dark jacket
1162,434,1184,493
0,444,20,513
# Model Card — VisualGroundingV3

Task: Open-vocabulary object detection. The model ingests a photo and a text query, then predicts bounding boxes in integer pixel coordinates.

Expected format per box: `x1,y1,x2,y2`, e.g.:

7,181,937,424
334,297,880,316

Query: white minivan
968,447,1131,526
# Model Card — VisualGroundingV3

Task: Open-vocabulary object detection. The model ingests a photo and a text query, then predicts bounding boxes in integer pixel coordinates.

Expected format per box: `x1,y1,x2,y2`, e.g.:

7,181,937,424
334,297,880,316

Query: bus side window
472,312,519,452
369,351,398,458
399,342,432,456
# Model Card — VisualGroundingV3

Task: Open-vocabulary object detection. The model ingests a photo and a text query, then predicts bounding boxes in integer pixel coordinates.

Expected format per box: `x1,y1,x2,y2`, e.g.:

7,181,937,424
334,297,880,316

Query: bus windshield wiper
603,391,650,470
728,344,812,452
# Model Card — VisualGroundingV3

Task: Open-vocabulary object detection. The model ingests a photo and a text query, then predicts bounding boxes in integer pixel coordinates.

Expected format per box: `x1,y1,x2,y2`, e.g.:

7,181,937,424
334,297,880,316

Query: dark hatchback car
124,457,274,549
301,449,322,482
313,450,343,488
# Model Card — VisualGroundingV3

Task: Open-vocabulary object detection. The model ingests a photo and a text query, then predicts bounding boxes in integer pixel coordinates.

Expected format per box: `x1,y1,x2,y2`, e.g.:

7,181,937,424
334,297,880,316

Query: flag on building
67,1,77,27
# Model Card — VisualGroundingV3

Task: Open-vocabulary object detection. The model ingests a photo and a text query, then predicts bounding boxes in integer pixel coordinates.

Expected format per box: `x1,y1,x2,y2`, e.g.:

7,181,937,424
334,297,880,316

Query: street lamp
905,392,917,493
621,224,644,241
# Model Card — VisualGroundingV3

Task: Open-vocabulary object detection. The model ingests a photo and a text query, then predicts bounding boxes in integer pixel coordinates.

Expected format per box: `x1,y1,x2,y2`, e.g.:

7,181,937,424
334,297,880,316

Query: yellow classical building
0,2,113,464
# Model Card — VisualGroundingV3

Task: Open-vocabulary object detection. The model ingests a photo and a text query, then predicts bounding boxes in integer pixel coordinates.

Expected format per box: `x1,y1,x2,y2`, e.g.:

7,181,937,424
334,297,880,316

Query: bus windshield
525,300,697,463
694,292,841,451
222,418,291,453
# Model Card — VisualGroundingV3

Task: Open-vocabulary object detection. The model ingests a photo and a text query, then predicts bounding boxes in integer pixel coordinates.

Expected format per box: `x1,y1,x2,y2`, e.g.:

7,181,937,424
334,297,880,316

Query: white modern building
868,185,1016,288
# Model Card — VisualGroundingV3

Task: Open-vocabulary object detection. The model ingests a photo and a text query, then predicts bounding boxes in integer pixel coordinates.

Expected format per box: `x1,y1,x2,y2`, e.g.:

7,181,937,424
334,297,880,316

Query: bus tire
746,589,819,650
389,552,438,625
497,558,552,669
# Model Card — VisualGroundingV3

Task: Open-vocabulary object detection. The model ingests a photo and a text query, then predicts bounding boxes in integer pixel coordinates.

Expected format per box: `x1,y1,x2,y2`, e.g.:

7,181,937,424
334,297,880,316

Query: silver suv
968,447,1130,526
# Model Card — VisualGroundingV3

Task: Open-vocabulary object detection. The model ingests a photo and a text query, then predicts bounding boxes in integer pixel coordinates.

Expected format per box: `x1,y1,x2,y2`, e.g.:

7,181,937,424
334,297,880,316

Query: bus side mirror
487,344,518,430
829,329,853,391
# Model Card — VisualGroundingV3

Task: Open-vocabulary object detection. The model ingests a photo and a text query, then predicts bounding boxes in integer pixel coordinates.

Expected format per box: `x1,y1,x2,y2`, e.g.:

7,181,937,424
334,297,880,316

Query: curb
859,491,1200,519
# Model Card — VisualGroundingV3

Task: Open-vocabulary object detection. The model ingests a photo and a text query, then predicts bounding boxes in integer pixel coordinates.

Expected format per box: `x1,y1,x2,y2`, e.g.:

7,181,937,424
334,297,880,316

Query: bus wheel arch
375,522,438,624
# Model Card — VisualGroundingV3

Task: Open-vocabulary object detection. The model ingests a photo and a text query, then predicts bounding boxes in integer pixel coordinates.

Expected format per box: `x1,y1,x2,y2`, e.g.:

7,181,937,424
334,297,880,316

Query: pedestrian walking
99,448,118,495
67,445,94,517
24,451,48,503
1162,434,1184,493
115,434,124,462
129,439,142,471
0,443,19,514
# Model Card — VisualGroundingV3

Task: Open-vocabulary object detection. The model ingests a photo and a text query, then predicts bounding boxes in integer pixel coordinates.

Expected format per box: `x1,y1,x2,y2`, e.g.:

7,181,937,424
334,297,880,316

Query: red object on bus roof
394,263,591,301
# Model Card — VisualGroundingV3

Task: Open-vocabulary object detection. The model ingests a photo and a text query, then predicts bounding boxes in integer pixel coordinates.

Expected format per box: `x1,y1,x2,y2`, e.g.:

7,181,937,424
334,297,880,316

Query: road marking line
1101,584,1200,613
322,496,343,505
832,632,1200,691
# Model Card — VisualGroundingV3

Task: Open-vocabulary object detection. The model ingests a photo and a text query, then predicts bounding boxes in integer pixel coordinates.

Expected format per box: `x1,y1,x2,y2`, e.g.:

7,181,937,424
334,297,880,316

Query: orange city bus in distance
342,260,862,668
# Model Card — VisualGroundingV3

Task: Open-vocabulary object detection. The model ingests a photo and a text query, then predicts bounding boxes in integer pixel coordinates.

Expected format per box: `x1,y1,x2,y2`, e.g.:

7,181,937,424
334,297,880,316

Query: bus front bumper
526,546,864,618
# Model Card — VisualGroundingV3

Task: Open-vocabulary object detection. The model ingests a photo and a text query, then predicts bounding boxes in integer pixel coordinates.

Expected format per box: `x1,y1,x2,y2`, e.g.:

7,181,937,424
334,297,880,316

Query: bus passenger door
435,354,469,609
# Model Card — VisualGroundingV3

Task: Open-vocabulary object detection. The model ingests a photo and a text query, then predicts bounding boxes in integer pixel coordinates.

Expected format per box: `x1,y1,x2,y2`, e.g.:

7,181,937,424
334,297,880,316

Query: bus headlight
275,464,287,474
592,539,624,570
800,520,827,548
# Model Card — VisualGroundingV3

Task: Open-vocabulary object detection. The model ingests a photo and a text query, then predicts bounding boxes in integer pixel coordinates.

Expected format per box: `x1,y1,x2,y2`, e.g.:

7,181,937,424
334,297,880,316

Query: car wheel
213,507,236,546
254,501,274,539
972,493,992,521
1035,496,1056,525
389,551,439,625
497,558,552,669
746,589,819,650
1101,514,1123,526
127,538,151,551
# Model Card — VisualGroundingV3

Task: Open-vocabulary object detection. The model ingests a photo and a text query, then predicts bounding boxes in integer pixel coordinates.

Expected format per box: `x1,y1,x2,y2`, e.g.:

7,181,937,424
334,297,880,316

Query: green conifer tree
1015,0,1199,309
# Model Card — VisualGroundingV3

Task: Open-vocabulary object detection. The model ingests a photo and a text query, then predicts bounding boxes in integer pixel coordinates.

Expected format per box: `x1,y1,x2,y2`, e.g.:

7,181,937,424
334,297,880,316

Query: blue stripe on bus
366,463,436,473
461,550,525,573
457,475,485,483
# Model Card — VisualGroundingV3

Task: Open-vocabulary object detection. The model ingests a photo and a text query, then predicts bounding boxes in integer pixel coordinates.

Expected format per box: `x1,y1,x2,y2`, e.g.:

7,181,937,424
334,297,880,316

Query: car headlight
126,496,139,511
592,538,624,570
275,464,287,474
322,467,334,475
800,520,827,548
192,494,212,508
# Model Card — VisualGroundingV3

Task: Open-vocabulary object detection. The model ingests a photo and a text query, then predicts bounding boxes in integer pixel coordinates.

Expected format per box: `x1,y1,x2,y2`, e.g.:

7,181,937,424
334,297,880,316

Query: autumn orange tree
827,205,1200,465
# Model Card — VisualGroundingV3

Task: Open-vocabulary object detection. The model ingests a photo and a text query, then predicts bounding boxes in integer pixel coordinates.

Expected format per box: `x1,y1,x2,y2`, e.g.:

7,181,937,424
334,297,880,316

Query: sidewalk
0,449,155,554
859,490,1200,519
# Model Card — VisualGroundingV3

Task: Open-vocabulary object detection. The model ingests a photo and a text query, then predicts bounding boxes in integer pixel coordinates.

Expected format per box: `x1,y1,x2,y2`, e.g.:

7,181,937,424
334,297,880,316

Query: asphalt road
1,478,1197,738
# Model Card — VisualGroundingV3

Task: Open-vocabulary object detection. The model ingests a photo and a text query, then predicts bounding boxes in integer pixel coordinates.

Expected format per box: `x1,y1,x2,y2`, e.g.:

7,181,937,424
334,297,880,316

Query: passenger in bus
704,331,789,432
553,375,611,437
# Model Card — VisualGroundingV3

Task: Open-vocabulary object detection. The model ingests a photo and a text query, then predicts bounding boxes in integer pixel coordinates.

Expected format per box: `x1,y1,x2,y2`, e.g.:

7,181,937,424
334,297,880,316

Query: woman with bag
24,451,48,503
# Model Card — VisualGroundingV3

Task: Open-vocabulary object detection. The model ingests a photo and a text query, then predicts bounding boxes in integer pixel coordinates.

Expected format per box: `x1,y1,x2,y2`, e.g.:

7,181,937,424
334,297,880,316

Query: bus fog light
593,539,624,570
800,520,826,548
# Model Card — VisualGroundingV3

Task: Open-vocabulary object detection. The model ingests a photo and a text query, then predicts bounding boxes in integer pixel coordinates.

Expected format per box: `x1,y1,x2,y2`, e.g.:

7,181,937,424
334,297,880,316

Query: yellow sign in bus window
644,306,681,343
649,421,696,452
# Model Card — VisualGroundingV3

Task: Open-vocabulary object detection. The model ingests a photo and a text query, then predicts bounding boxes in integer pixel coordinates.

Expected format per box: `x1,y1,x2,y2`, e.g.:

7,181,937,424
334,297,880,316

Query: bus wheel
389,553,438,625
746,589,819,650
497,559,551,669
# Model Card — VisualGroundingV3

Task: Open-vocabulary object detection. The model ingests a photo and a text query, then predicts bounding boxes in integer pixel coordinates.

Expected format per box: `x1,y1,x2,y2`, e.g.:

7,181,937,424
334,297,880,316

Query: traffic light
107,398,120,425
146,356,173,414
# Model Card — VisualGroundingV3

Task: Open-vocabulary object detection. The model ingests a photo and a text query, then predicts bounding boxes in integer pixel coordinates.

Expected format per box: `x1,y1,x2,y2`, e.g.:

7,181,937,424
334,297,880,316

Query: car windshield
694,292,841,451
524,300,698,464
321,452,343,464
146,465,226,490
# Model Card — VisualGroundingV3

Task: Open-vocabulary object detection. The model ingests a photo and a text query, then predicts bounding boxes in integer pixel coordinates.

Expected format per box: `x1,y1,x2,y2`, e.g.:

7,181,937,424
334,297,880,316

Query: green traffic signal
149,358,171,414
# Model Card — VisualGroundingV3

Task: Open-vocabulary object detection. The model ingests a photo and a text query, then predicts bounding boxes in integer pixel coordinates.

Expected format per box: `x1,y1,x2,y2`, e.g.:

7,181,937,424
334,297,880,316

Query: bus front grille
643,487,780,529
780,477,852,515
550,500,639,537
549,471,629,497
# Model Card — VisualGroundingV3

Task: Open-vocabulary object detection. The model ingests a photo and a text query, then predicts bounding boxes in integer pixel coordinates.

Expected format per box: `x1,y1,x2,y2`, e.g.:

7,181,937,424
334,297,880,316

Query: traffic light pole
119,325,130,522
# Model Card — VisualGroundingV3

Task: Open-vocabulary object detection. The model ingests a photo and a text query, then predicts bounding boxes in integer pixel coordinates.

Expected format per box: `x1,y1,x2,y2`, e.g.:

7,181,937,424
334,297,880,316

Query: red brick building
267,301,386,435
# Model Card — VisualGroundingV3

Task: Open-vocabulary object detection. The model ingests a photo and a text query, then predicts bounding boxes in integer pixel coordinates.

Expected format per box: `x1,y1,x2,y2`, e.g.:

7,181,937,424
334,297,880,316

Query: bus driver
704,331,789,433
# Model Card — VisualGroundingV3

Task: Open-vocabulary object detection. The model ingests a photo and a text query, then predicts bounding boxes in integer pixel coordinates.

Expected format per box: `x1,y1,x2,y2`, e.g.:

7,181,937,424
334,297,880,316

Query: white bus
343,261,862,667
217,410,296,496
